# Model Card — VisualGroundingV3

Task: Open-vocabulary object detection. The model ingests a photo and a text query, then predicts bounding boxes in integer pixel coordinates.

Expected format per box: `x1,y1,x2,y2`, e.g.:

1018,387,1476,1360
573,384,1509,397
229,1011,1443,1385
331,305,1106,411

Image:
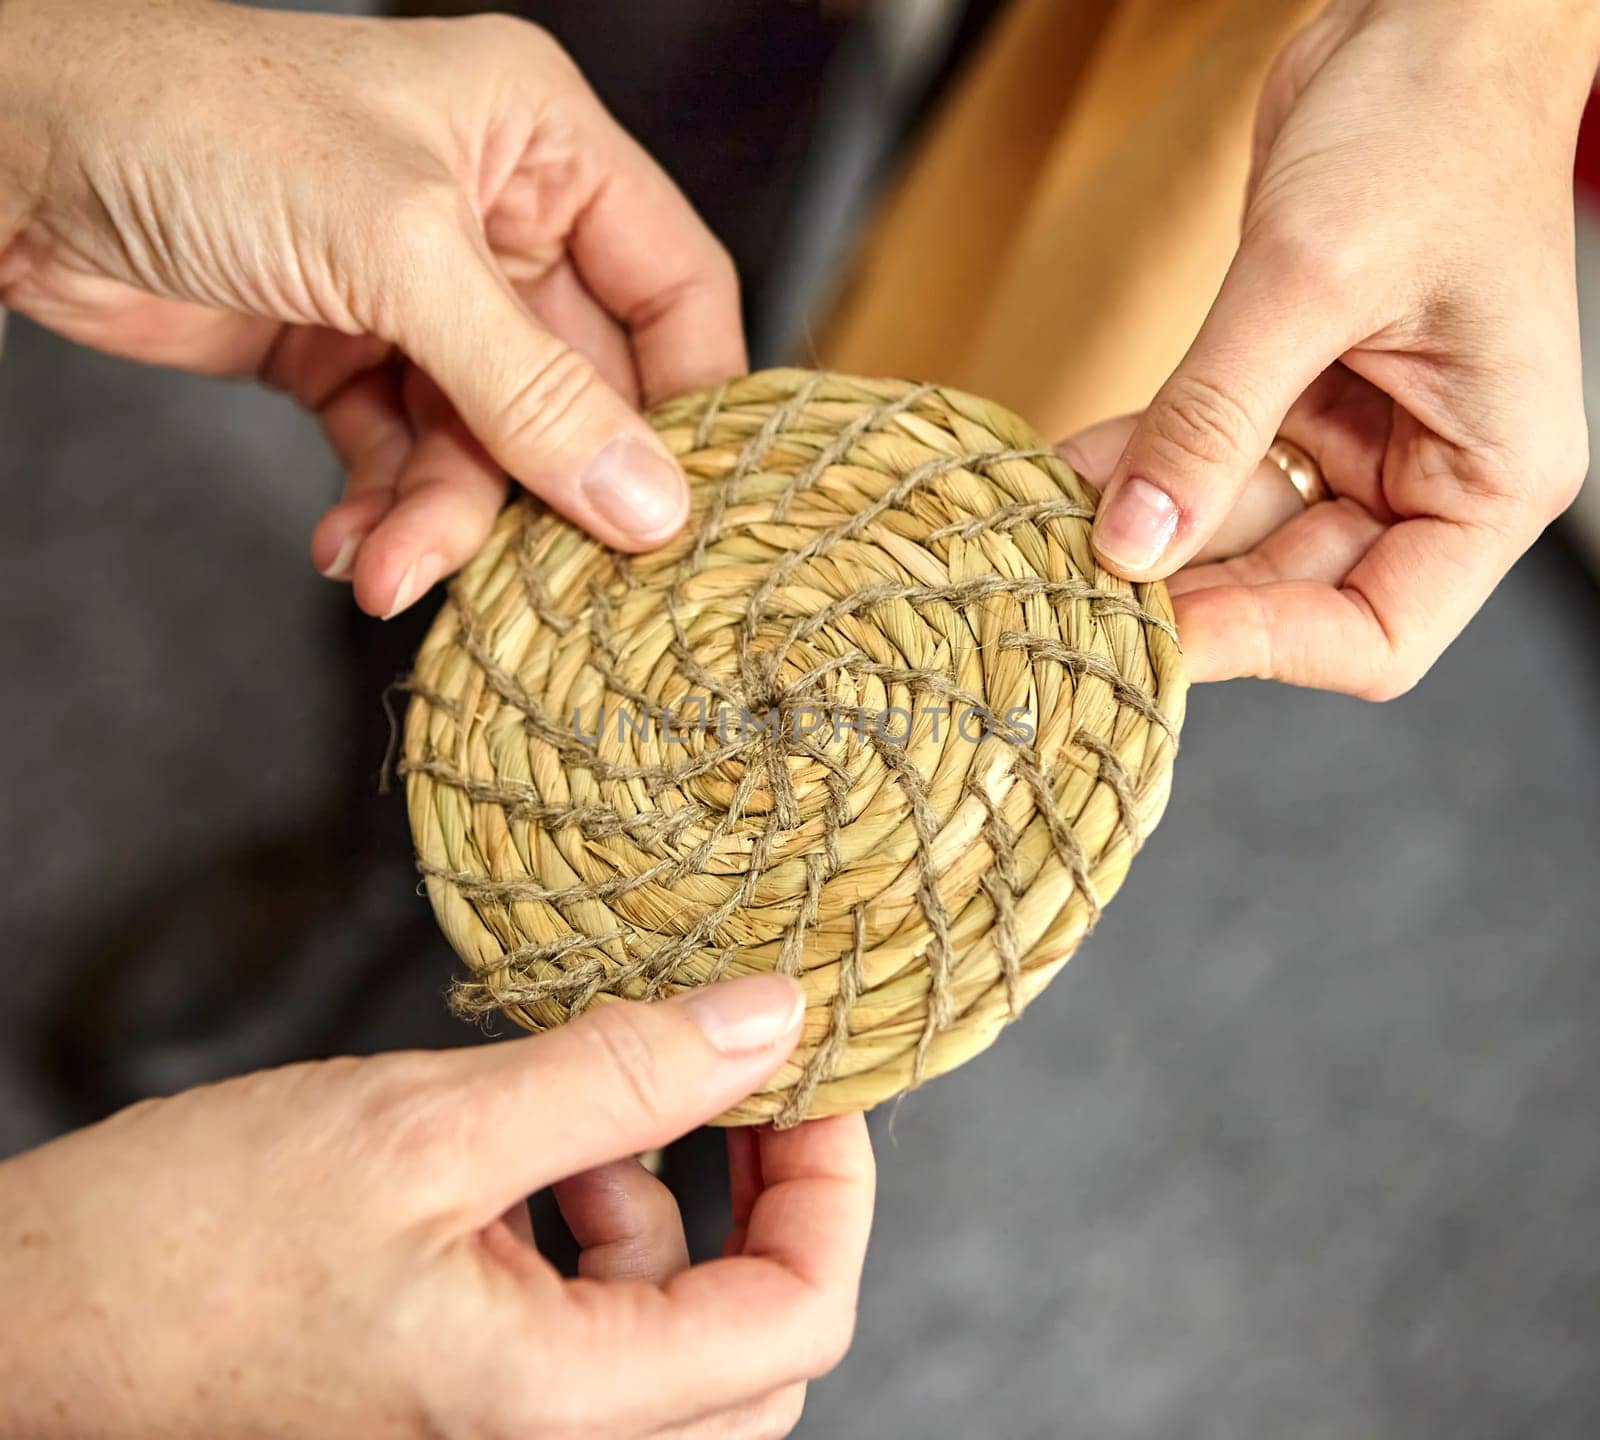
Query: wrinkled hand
1064,0,1597,699
0,0,743,616
0,976,875,1438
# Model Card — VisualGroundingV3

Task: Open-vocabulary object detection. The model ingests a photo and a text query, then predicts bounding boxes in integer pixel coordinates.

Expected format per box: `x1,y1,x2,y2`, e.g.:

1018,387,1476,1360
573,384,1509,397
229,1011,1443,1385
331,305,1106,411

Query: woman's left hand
1062,0,1599,699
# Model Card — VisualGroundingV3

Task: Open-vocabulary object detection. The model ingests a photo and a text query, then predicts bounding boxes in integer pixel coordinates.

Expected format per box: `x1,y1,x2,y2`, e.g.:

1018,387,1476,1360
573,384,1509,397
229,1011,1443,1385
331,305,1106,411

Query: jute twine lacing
402,370,1186,1125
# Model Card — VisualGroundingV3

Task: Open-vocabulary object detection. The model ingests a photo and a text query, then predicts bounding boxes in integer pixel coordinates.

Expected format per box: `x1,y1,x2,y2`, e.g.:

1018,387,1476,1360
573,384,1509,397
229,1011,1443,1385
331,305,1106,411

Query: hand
0,0,743,617
0,975,875,1438
1065,0,1597,699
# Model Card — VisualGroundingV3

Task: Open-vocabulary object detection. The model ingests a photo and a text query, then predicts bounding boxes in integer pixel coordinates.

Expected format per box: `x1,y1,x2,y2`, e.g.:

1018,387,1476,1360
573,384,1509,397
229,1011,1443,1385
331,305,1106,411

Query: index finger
1175,509,1526,697
739,1114,876,1293
569,100,747,404
540,1114,874,1431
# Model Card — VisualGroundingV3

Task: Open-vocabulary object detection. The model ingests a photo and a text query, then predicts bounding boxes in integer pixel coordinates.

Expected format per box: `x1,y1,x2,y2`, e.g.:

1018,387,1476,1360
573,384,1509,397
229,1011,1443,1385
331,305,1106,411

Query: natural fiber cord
402,370,1186,1124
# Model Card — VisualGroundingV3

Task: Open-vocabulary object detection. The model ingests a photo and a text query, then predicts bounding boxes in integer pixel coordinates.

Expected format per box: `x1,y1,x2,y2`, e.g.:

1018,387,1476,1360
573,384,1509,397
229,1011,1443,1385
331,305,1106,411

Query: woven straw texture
403,370,1186,1124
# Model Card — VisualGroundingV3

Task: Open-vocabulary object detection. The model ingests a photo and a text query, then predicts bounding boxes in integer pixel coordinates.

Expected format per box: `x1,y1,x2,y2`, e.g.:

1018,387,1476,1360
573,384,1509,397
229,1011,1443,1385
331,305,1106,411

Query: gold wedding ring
1264,436,1330,506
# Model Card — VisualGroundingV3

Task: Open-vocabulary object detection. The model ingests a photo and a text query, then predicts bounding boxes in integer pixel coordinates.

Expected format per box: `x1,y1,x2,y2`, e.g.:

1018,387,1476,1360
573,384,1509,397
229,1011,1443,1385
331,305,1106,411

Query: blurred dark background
4,3,1600,1437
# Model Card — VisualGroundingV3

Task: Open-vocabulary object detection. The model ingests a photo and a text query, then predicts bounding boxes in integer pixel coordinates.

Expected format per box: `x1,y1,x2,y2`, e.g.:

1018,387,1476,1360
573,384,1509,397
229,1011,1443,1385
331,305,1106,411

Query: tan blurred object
821,0,1322,438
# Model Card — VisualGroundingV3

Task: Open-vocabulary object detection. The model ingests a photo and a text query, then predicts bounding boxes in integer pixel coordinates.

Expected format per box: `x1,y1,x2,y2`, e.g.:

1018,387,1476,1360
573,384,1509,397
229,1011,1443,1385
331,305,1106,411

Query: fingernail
383,553,445,620
320,530,365,581
1093,477,1180,573
675,975,804,1056
581,437,689,543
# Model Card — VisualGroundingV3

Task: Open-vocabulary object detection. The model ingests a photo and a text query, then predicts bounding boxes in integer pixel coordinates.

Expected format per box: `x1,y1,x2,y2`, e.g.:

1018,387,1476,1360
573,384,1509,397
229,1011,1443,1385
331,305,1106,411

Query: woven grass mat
403,369,1186,1124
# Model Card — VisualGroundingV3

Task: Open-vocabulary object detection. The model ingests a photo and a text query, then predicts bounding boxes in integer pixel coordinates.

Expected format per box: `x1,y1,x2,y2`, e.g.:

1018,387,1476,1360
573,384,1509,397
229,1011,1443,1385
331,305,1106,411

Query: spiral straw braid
402,370,1186,1125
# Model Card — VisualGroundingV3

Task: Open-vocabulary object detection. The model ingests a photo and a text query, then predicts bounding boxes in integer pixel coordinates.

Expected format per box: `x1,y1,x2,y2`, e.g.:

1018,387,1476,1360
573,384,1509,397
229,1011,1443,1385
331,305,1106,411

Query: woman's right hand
0,975,875,1438
0,0,744,616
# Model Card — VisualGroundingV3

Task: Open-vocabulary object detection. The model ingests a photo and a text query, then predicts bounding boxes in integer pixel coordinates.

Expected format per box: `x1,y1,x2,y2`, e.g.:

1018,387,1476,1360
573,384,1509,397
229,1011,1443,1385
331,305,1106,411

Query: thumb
1091,246,1347,580
389,215,691,552
447,975,804,1220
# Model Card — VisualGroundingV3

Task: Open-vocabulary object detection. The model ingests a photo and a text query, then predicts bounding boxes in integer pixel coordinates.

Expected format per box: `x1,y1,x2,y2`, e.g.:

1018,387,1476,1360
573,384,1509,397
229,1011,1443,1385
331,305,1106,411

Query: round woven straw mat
402,369,1186,1125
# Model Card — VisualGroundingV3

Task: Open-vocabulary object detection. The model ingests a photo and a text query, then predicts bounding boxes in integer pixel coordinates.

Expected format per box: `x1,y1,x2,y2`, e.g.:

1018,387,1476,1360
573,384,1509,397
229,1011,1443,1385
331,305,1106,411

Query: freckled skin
0,982,872,1437
0,0,746,619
